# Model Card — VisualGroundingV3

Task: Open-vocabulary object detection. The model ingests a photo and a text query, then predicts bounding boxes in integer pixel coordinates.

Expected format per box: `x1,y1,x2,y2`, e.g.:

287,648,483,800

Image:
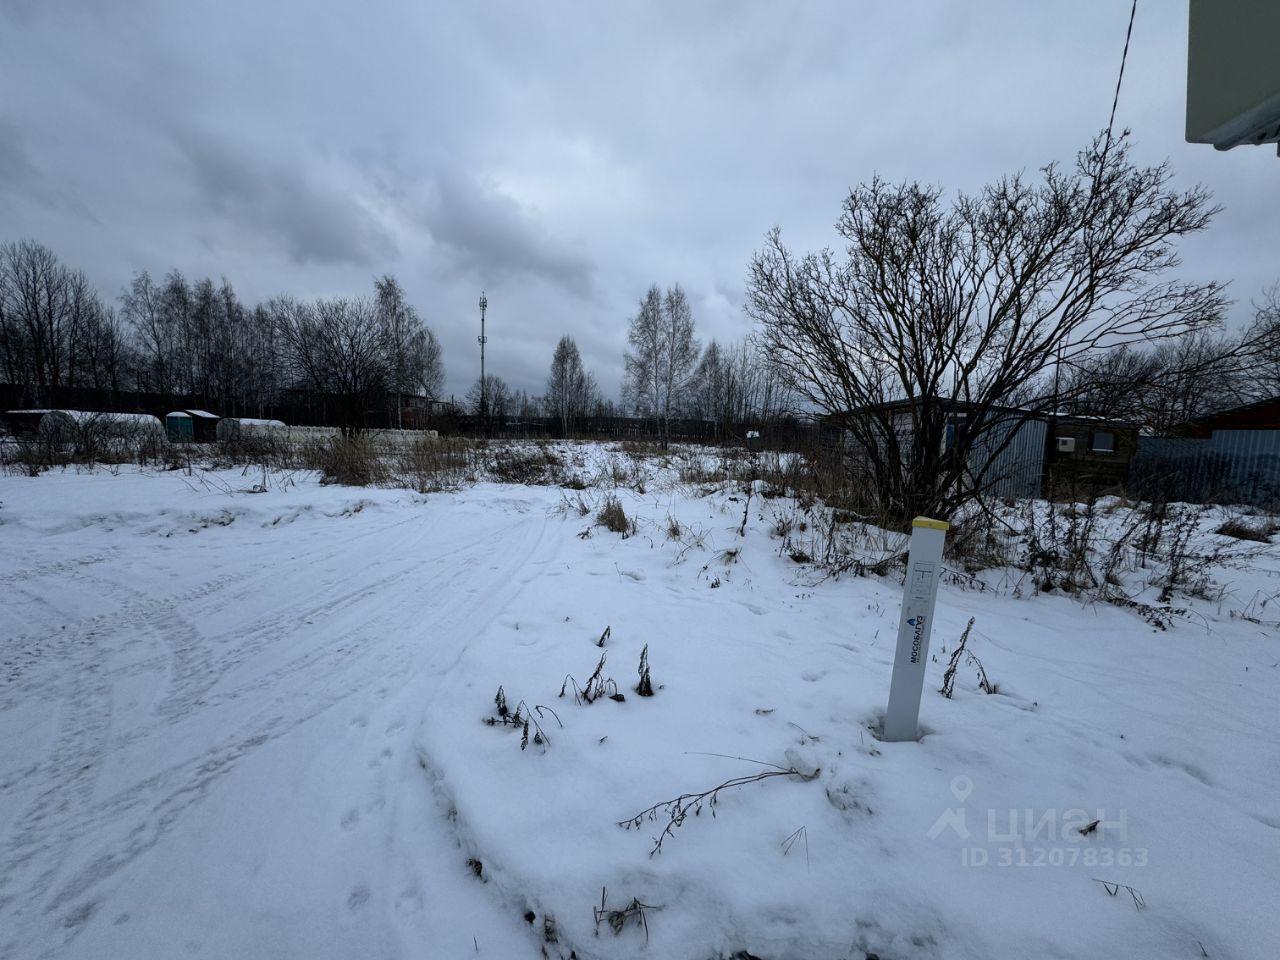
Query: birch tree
623,283,699,447
375,274,444,425
545,335,597,434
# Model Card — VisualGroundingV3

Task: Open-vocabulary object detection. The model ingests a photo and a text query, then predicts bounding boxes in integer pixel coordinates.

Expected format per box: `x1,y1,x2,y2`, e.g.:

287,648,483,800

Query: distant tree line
23,124,1272,487
2,238,797,440
0,240,443,428
464,285,795,443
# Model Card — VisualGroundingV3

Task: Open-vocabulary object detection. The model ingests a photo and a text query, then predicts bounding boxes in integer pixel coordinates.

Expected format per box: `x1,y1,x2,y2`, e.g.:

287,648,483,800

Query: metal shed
824,399,1049,502
165,409,220,443
3,409,54,438
963,414,1047,500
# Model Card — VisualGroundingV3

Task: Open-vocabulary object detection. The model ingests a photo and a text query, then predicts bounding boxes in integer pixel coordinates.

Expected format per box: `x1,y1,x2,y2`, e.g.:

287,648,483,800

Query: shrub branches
483,686,562,751
619,761,817,856
560,652,624,705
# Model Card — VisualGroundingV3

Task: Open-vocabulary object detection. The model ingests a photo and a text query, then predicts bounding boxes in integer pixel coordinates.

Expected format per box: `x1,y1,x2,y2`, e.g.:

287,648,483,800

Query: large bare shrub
747,132,1224,523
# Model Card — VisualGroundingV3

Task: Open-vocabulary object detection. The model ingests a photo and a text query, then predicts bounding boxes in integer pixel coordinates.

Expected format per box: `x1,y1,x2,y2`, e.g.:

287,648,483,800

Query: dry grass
487,444,564,485
597,495,631,534
398,436,475,492
1216,517,1277,543
314,434,389,487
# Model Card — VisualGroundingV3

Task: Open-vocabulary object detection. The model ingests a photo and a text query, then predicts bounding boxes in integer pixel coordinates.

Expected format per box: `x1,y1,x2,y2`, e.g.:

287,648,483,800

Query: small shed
165,409,220,443
1044,415,1141,498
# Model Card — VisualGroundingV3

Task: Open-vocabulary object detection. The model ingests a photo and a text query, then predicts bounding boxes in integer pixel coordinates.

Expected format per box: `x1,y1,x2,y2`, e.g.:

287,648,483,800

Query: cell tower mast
478,291,488,421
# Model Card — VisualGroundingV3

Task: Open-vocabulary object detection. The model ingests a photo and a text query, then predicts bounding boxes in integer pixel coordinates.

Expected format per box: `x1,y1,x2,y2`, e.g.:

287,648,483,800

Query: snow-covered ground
1,449,1277,960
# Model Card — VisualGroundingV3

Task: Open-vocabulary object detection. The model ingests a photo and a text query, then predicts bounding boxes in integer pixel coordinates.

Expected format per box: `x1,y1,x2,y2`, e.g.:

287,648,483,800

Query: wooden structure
1044,416,1141,499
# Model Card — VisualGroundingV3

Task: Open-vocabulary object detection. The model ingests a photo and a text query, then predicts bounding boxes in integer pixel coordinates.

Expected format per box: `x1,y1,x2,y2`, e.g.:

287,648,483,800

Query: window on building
1091,430,1115,453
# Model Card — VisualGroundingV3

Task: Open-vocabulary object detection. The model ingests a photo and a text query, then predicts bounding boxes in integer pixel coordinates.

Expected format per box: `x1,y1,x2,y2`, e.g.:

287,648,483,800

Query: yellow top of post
912,516,950,531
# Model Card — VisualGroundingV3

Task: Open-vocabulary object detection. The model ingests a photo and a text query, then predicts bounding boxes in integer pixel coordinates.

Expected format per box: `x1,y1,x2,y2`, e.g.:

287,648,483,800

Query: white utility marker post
883,516,949,742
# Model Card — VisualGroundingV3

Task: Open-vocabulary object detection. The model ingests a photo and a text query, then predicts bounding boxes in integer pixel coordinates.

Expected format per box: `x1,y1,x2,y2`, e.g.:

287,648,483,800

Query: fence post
883,516,949,742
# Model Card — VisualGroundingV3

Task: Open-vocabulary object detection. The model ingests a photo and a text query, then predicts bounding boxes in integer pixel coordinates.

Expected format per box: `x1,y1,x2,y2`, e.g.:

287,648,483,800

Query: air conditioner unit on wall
1056,437,1076,453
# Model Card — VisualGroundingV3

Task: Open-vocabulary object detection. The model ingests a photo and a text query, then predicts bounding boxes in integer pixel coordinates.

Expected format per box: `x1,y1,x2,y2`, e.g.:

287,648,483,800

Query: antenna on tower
477,292,489,428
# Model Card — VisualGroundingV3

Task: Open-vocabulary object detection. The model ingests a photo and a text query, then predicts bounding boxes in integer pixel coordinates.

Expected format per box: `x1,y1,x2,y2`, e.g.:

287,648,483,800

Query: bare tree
68,290,128,391
1063,325,1273,431
0,240,124,401
623,286,663,418
274,296,390,431
120,270,170,394
689,339,725,422
546,335,598,434
689,337,796,436
592,394,618,418
375,275,444,425
510,388,542,419
747,132,1224,521
1247,286,1280,398
466,374,510,418
1058,346,1163,422
623,283,700,447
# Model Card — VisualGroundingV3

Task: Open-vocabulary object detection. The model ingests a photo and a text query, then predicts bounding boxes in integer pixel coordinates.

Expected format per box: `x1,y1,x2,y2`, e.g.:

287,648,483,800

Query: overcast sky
2,0,1276,400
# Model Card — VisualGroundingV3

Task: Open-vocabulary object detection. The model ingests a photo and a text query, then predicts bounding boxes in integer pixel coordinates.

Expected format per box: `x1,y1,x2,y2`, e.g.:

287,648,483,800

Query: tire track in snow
0,496,556,958
384,503,564,955
0,549,121,587
0,571,251,707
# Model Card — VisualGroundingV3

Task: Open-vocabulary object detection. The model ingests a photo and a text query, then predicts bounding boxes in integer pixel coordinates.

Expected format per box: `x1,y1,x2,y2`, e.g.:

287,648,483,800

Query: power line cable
1106,0,1139,145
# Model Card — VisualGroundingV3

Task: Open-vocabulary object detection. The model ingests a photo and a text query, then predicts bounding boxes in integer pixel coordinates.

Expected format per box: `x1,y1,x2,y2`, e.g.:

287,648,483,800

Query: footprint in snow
347,883,370,910
395,882,425,915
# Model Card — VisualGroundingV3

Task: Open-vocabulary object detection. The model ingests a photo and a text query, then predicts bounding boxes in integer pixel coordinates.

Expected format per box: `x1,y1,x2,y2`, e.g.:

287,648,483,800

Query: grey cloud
0,119,40,186
0,118,98,223
164,124,397,268
415,171,595,299
2,0,1277,402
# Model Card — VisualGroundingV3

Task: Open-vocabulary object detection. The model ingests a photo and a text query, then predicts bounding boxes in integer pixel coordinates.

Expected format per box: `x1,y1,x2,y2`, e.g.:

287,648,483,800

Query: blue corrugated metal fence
1131,430,1280,507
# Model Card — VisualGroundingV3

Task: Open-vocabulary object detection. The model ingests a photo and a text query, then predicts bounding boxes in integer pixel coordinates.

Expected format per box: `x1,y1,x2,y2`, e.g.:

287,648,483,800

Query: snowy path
0,473,557,959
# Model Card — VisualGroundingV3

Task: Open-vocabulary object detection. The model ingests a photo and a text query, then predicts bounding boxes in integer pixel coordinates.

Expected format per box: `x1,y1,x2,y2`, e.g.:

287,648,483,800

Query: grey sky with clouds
2,1,1276,400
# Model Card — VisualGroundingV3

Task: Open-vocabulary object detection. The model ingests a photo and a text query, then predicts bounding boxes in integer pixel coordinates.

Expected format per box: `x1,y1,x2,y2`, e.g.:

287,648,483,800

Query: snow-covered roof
168,409,218,419
41,410,163,426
